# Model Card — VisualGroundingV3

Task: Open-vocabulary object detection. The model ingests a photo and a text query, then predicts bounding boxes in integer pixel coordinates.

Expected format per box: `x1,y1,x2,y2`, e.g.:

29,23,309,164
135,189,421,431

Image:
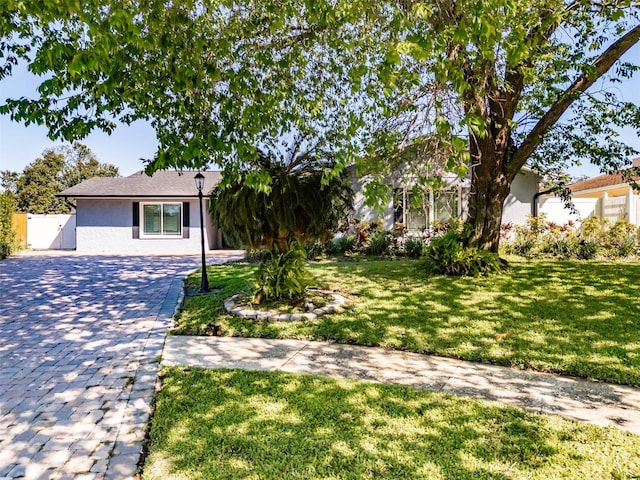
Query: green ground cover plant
176,258,640,386
143,368,640,480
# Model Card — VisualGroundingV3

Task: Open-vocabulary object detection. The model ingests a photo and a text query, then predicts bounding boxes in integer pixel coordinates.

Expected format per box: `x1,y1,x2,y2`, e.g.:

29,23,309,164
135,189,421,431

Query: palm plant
210,148,353,303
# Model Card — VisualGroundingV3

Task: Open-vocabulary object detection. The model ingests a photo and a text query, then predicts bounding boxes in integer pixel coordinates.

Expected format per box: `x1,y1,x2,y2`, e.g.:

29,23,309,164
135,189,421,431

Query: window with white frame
395,187,460,231
434,189,459,223
141,203,182,237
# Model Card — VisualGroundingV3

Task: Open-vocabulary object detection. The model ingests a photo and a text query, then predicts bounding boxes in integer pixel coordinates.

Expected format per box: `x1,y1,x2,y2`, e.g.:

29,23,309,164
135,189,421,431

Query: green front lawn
143,368,640,480
175,258,640,386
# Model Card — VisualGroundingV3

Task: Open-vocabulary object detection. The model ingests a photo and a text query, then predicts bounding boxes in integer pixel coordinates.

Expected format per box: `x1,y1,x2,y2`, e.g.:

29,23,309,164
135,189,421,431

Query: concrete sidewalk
163,336,640,435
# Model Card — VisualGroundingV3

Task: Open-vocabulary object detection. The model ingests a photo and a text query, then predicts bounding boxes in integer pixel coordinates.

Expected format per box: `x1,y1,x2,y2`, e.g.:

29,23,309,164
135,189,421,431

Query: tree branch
510,22,640,172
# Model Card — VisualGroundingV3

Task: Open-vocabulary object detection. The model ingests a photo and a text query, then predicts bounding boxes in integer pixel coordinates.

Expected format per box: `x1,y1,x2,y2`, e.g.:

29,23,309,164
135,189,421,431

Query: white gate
27,214,76,250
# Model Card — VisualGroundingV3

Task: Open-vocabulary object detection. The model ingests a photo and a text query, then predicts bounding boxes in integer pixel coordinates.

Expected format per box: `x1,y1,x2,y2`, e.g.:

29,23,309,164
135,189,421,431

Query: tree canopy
5,142,119,214
0,190,16,259
1,0,390,174
2,1,639,250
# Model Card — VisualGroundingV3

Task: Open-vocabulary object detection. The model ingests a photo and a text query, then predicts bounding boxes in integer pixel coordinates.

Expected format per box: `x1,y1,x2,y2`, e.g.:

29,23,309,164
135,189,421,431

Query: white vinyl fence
539,197,599,225
539,192,640,227
27,214,76,250
601,196,628,224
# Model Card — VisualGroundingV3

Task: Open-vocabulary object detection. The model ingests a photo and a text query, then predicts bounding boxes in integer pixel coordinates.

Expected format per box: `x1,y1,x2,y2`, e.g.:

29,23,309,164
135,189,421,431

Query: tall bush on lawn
210,150,353,303
0,192,16,259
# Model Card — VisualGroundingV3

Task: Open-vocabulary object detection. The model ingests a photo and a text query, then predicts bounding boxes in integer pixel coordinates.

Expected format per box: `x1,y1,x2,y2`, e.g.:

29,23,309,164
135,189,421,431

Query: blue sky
1,45,639,178
0,63,159,177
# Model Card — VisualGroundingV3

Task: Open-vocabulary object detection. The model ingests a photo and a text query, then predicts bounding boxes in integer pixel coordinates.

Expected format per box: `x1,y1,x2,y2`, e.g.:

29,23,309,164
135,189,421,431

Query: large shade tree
2,1,640,251
372,0,640,251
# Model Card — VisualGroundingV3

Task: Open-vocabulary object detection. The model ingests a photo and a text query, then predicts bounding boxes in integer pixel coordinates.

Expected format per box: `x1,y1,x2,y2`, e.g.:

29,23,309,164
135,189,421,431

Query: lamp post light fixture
194,172,209,293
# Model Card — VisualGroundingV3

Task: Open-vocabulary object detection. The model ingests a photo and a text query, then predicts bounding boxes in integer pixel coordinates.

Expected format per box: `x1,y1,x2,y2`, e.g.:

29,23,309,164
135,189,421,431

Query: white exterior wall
351,169,538,229
539,197,599,225
501,171,539,226
76,198,216,253
351,175,396,230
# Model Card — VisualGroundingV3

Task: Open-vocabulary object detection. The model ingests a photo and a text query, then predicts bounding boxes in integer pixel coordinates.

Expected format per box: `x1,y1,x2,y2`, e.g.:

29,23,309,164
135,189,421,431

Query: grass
230,289,333,314
143,368,640,480
175,257,640,386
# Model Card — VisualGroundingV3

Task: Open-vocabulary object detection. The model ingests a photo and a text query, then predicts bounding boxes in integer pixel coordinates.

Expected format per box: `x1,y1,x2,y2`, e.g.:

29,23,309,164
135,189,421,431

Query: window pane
406,194,428,230
163,204,181,235
143,205,161,235
435,190,458,222
407,210,428,230
393,188,404,224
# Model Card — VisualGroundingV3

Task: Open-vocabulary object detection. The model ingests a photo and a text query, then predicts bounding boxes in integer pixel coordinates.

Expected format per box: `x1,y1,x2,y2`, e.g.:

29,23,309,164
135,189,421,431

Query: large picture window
141,203,182,237
394,187,461,231
434,189,459,223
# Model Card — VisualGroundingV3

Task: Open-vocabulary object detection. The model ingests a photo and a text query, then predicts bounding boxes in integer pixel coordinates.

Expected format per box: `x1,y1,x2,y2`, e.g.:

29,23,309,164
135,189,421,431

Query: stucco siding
351,175,395,230
501,171,539,226
75,198,215,253
351,169,538,229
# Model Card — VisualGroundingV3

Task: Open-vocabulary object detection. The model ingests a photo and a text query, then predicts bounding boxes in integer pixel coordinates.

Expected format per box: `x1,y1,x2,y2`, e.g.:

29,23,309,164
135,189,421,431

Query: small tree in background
8,142,119,214
0,192,16,259
15,149,66,214
210,148,353,303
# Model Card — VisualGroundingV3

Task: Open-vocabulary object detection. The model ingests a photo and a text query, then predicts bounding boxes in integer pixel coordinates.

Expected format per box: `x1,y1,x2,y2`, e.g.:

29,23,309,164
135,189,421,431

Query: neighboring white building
57,170,224,253
351,167,539,232
539,157,640,226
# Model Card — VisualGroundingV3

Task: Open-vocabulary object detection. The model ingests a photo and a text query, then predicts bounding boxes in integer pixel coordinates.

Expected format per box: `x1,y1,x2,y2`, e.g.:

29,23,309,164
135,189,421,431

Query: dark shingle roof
57,170,222,198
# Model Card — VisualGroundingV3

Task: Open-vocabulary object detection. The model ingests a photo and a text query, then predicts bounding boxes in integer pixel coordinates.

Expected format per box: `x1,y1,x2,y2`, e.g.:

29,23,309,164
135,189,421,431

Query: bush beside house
504,214,639,260
0,192,17,259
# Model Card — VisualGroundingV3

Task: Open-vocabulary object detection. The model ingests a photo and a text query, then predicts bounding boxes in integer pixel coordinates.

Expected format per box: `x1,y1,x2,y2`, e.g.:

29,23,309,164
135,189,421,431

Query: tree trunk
464,149,512,253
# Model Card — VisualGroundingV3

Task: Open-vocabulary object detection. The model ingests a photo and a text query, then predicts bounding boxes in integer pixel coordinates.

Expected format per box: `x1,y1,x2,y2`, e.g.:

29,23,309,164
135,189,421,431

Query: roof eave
55,194,207,198
571,183,633,195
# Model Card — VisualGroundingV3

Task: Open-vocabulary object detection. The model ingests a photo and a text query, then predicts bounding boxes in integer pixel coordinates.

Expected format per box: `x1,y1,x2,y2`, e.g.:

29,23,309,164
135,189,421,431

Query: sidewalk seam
278,341,313,370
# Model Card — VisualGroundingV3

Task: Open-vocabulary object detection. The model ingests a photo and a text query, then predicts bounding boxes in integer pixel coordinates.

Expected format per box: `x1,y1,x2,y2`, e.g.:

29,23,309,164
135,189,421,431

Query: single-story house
58,164,539,253
57,170,224,253
351,166,539,232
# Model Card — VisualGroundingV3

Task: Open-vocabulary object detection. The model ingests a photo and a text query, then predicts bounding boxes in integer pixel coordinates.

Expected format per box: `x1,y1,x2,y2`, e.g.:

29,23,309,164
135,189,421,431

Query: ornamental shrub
504,214,640,260
0,192,16,259
254,243,311,303
404,237,425,258
422,228,504,276
334,234,357,254
605,220,638,257
365,231,391,256
576,238,599,260
305,240,330,259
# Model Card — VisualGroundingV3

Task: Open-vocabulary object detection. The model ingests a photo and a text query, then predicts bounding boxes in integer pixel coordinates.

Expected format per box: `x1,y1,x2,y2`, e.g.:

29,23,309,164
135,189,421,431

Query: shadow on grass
177,259,640,386
143,368,640,480
305,259,640,386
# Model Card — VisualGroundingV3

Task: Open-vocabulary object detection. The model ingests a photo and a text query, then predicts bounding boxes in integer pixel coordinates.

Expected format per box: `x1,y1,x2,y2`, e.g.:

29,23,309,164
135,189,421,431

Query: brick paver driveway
0,251,242,480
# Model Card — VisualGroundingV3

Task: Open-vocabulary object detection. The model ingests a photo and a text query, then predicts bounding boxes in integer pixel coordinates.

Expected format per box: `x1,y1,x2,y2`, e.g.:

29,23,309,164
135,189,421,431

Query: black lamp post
194,172,209,293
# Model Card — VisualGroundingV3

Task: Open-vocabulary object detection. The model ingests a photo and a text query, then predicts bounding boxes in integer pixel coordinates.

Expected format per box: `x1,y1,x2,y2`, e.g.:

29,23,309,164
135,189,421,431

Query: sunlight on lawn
143,369,640,480
175,258,640,386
